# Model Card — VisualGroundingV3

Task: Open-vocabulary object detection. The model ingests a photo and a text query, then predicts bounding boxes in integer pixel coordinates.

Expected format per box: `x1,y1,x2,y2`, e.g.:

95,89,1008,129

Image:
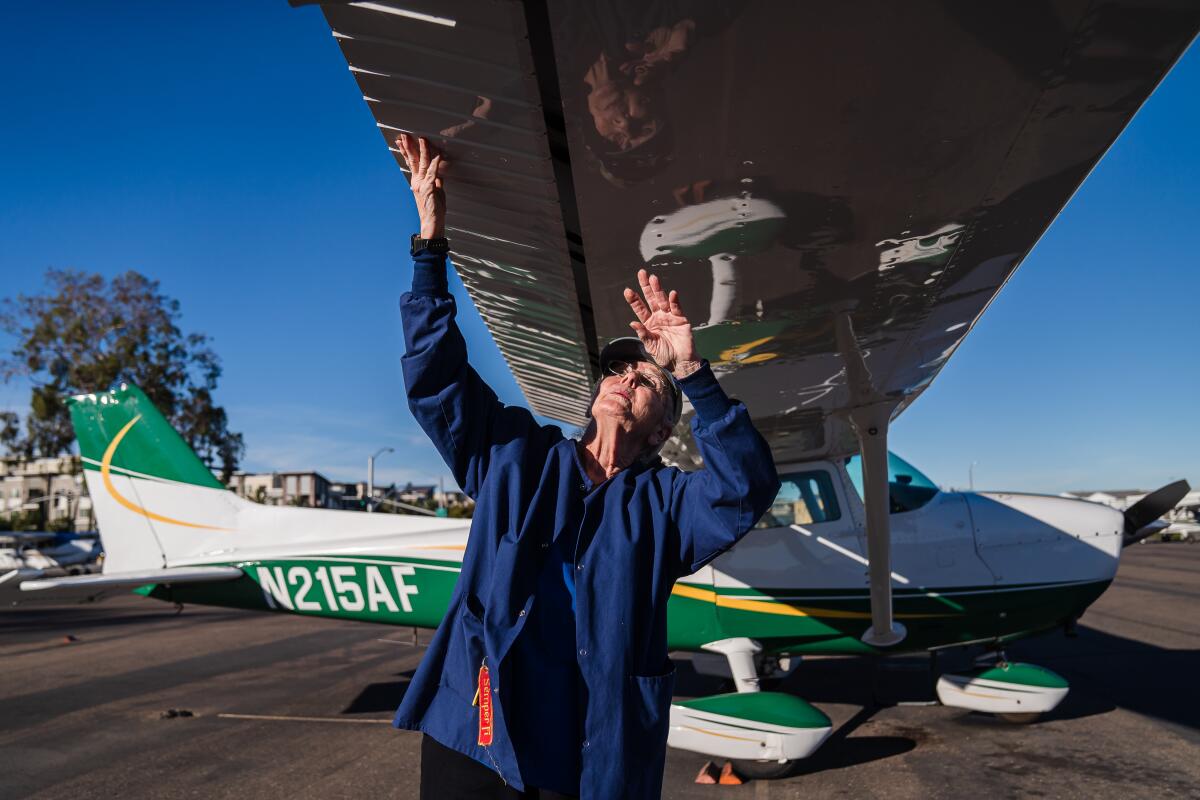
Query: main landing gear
935,651,1069,723
668,638,829,780
671,641,1072,781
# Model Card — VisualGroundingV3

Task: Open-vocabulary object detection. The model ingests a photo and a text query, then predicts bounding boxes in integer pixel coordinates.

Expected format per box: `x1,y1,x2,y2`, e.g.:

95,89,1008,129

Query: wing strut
848,402,906,647
836,312,905,647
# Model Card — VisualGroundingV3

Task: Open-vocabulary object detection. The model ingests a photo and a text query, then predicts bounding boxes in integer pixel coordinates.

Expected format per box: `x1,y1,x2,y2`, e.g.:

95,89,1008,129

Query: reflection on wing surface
299,0,1200,460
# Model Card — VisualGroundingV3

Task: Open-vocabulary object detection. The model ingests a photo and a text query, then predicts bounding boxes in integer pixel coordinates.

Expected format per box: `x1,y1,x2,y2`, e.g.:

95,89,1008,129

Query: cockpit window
755,470,842,529
844,452,939,513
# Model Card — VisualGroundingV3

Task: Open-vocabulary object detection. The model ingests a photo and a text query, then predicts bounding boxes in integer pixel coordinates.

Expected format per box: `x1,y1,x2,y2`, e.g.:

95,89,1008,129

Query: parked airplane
0,531,101,587
24,0,1200,779
24,383,1187,775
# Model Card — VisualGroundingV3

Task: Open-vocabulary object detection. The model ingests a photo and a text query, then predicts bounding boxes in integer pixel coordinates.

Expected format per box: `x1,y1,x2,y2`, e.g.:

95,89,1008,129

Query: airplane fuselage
145,456,1125,657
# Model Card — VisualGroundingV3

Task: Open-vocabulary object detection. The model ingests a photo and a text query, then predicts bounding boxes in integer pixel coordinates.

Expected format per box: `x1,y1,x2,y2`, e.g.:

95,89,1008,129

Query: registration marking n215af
255,564,419,614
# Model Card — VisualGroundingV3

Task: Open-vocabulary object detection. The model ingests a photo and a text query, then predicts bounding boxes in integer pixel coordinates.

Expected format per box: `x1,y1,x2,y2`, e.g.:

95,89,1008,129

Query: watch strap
411,234,450,256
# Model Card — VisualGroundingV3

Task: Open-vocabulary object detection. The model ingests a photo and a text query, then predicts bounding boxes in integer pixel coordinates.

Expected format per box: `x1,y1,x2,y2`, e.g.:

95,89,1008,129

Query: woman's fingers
637,268,673,313
637,269,659,311
649,273,669,310
396,134,412,171
624,287,651,322
668,289,684,318
632,270,688,322
629,320,653,344
397,133,449,187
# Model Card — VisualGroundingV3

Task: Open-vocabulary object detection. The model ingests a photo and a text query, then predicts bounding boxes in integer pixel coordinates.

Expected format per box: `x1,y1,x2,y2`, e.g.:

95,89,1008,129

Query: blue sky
1,2,1196,494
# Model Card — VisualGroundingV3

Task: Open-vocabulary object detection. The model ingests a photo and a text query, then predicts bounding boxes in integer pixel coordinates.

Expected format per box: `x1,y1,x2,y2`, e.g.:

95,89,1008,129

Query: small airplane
24,383,1188,776
24,0,1200,782
0,530,101,588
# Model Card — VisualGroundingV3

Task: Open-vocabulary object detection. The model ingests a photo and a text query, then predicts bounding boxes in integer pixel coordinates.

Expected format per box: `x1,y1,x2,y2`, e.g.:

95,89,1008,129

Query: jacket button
576,563,583,571
579,484,586,492
582,740,590,749
578,648,587,657
518,609,526,617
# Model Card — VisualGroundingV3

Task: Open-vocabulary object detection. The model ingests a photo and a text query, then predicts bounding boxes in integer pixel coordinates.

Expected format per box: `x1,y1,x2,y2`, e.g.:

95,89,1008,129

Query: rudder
70,382,241,571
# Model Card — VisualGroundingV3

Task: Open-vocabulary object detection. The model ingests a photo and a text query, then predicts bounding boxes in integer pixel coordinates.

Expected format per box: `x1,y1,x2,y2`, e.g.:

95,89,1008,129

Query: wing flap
317,0,598,424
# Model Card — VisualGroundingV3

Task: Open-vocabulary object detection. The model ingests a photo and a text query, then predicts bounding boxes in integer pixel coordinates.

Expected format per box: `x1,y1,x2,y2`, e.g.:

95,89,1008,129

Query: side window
756,470,842,529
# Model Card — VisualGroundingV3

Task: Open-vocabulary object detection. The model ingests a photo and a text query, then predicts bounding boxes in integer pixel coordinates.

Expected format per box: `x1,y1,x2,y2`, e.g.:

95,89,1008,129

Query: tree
0,269,244,481
0,411,18,454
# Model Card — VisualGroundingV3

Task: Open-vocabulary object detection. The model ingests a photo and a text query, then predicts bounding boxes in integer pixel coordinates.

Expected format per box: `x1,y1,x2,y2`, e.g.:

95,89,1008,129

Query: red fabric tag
477,663,493,746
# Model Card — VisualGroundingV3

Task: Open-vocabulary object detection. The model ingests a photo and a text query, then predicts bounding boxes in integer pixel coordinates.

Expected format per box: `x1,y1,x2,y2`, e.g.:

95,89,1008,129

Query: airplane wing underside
297,0,1199,464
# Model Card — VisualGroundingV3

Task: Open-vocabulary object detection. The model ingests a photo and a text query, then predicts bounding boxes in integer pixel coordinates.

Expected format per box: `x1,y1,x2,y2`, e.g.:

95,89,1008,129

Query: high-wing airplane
23,383,1188,775
25,0,1199,779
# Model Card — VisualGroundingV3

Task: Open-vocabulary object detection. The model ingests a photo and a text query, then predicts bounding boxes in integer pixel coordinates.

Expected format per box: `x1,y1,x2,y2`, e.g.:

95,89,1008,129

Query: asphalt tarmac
2,544,1198,799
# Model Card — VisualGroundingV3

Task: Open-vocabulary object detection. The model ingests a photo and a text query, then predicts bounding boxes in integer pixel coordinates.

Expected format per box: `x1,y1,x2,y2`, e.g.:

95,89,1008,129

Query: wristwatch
411,234,450,256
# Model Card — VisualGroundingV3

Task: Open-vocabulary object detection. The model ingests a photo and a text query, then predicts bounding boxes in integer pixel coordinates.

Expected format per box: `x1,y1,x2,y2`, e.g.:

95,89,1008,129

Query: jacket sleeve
668,361,781,575
400,250,543,498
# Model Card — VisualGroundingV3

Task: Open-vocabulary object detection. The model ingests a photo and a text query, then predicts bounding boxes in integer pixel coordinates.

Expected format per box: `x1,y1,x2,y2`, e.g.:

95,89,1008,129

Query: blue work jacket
393,251,779,799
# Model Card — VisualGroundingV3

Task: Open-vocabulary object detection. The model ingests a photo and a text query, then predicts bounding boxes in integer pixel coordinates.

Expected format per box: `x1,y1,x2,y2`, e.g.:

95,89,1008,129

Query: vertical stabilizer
70,383,242,571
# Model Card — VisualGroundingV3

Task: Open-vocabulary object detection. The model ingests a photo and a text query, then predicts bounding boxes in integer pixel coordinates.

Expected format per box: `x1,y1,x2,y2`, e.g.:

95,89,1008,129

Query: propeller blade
1123,480,1191,545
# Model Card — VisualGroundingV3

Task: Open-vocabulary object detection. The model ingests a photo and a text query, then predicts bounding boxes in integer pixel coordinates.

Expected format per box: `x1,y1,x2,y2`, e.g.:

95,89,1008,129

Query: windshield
844,451,939,513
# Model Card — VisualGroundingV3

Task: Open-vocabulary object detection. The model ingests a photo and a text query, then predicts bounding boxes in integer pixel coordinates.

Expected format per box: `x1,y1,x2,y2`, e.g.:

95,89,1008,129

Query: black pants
420,735,578,800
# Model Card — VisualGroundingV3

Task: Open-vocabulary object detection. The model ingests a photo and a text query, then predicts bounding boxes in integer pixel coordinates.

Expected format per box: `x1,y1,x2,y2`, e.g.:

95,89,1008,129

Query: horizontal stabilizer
1,569,42,585
21,566,243,592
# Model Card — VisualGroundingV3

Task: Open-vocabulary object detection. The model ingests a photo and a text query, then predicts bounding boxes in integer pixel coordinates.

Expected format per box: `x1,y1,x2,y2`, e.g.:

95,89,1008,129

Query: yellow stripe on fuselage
670,583,949,620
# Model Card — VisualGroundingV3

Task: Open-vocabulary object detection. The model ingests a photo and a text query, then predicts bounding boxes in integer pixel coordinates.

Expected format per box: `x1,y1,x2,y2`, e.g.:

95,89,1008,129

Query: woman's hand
395,133,446,238
624,269,701,379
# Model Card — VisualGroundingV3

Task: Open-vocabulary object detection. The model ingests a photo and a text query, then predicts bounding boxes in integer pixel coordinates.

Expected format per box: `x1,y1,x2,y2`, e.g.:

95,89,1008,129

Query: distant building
228,472,475,515
229,470,341,508
0,455,93,531
1060,490,1147,510
1063,487,1200,524
397,483,436,504
437,488,471,508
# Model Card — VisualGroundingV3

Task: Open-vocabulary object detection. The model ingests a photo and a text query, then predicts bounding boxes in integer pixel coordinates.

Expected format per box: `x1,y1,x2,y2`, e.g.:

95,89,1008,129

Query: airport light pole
969,461,978,491
367,447,394,513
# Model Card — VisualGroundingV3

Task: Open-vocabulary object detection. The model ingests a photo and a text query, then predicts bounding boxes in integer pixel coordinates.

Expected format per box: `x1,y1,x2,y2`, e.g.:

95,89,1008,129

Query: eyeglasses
606,360,668,395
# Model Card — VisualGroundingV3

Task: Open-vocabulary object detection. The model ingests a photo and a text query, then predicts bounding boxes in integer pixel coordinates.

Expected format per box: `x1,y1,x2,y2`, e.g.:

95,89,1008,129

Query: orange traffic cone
718,761,744,785
694,761,719,784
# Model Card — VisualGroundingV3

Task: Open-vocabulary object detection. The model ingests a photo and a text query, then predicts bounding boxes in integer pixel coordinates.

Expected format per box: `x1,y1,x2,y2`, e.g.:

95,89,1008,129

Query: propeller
1123,479,1191,546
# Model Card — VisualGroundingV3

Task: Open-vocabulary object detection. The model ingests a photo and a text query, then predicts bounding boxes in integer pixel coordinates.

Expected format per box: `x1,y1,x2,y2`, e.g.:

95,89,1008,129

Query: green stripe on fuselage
147,555,462,628
141,558,1110,656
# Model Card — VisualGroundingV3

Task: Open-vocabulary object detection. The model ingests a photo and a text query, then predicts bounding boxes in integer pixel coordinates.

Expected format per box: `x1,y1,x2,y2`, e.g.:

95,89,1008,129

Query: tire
997,712,1041,724
730,759,796,780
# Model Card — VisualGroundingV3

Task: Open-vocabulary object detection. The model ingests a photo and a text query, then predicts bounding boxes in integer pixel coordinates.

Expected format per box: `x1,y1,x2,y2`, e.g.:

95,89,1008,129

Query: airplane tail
70,382,243,572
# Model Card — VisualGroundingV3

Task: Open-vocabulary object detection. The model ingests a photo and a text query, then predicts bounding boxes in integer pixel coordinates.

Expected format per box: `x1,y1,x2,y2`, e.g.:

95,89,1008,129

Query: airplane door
710,462,862,639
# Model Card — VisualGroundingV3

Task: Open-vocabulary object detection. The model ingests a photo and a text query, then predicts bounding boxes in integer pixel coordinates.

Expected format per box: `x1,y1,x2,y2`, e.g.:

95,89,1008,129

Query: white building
0,455,93,531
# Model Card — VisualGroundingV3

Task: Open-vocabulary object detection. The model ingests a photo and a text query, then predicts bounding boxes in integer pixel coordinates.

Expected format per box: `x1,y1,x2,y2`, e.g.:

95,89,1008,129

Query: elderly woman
391,134,778,800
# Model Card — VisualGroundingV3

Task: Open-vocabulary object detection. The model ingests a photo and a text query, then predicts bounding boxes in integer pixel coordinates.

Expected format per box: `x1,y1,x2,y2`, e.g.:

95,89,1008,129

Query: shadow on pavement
1006,624,1200,731
791,704,916,777
0,603,251,644
342,670,416,714
670,617,1200,780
